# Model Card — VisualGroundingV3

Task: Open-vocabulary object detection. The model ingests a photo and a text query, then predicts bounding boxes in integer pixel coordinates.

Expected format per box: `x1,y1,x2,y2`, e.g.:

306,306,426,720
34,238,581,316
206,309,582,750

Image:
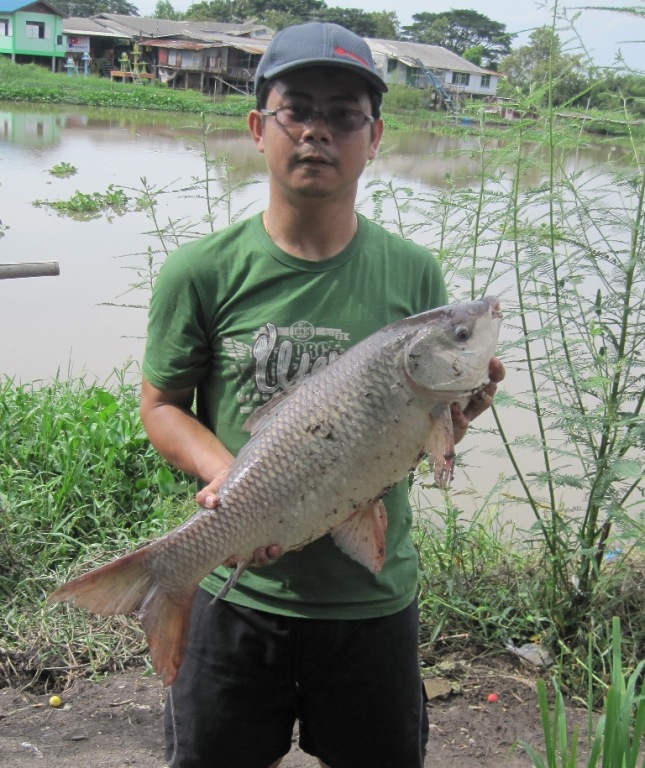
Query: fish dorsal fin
331,500,388,574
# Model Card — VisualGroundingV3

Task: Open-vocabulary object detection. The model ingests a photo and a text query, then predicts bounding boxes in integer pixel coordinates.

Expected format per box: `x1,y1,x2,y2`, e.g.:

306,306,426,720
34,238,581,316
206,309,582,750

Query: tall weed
367,9,645,690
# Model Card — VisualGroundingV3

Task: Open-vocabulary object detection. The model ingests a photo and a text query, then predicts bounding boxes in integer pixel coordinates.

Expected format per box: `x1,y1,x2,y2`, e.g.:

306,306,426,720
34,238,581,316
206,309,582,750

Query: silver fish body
50,296,502,684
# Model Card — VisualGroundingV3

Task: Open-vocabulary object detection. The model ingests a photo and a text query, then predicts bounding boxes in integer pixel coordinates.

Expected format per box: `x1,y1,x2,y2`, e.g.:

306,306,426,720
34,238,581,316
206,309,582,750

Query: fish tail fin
49,548,195,686
137,583,194,687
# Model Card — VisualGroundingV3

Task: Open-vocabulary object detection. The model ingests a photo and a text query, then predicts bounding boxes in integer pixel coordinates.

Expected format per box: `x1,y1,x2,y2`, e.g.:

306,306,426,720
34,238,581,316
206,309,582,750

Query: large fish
50,296,502,685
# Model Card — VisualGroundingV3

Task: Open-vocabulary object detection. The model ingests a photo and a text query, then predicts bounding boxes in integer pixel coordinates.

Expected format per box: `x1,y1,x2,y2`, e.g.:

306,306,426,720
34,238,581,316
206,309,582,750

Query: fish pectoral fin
425,403,455,489
213,559,250,601
331,500,388,574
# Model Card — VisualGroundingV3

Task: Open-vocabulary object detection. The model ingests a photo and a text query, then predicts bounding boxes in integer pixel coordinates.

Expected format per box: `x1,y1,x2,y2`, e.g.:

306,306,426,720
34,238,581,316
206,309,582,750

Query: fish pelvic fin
49,548,195,687
212,558,250,602
331,500,388,573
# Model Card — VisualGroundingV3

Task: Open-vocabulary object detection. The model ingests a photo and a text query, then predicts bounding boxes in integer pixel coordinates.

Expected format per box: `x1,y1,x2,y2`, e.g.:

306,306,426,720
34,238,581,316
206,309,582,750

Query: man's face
249,66,384,202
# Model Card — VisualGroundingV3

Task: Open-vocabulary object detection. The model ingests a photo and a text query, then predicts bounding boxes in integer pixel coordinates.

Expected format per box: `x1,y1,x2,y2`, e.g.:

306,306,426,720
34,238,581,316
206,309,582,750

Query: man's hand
196,474,282,568
195,470,230,510
451,357,505,445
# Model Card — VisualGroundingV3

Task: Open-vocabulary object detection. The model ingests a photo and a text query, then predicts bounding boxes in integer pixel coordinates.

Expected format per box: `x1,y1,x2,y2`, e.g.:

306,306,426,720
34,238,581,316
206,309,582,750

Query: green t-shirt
142,212,448,619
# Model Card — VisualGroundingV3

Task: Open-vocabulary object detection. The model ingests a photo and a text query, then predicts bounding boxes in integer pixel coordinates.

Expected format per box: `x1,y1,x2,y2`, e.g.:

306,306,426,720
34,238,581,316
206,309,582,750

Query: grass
0,57,255,117
0,371,193,687
521,618,645,767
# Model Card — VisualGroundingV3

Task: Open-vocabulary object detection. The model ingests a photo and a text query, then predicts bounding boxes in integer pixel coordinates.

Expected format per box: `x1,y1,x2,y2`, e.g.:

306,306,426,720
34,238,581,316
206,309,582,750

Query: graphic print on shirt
222,321,350,414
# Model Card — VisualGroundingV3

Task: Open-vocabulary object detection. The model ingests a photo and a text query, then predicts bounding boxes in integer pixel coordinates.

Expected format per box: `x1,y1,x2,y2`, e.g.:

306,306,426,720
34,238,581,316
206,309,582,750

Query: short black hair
255,80,383,120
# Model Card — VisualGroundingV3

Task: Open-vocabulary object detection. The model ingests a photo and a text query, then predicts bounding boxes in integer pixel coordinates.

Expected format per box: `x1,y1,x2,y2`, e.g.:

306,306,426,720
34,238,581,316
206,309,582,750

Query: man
140,21,503,768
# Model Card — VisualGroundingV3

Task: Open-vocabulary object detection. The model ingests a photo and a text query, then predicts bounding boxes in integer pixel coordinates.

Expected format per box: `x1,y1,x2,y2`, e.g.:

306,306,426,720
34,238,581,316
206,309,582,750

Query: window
0,18,10,36
387,58,397,74
451,72,470,86
480,74,491,88
26,21,46,39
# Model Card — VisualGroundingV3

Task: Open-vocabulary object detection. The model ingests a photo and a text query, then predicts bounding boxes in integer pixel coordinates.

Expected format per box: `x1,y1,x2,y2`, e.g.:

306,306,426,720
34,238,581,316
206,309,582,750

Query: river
1,103,639,529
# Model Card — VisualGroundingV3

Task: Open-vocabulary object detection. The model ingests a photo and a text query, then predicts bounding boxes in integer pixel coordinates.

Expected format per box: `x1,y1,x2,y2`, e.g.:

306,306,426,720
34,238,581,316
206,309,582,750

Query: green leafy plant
32,185,130,219
48,161,77,178
522,617,645,768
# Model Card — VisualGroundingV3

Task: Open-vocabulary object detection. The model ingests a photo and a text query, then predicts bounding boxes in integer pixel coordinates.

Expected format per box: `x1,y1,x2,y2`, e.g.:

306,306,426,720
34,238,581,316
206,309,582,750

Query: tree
260,10,302,30
500,26,590,107
322,8,399,39
180,0,399,36
56,0,139,14
462,44,484,66
246,0,325,21
184,0,241,21
153,0,181,19
589,72,645,117
402,9,512,69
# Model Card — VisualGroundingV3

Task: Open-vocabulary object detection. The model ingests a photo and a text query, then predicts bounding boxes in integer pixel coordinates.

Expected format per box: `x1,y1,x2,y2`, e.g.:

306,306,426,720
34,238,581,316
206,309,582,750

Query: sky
133,0,644,71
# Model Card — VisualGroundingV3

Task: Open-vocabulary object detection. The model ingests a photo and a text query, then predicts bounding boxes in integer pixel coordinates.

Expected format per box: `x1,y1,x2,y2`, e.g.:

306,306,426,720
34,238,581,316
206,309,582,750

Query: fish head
403,296,502,400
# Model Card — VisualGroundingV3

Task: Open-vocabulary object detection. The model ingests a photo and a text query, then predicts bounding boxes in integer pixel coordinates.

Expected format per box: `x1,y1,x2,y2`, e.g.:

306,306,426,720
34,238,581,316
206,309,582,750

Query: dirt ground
0,657,590,767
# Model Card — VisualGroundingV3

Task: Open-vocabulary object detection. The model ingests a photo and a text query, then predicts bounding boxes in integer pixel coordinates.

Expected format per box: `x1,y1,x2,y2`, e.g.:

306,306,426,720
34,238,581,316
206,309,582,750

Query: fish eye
454,325,470,342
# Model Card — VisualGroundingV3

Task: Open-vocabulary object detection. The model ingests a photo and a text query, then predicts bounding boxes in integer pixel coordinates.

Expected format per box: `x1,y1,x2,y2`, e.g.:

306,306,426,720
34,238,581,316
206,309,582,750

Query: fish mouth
483,296,503,320
440,379,491,401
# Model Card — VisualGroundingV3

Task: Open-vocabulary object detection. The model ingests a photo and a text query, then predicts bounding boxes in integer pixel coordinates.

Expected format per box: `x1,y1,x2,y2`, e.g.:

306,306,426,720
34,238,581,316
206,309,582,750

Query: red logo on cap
334,46,369,68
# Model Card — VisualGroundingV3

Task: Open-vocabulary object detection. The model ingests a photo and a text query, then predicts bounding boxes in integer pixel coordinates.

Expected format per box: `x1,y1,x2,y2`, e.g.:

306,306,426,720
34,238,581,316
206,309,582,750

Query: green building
0,0,67,71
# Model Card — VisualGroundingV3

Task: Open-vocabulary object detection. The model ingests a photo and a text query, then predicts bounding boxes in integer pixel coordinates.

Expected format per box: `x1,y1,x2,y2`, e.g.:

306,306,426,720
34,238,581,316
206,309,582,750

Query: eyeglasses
260,105,375,133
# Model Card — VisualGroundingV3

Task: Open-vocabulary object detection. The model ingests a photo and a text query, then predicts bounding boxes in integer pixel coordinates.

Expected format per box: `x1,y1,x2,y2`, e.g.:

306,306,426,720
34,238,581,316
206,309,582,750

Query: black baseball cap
255,22,388,94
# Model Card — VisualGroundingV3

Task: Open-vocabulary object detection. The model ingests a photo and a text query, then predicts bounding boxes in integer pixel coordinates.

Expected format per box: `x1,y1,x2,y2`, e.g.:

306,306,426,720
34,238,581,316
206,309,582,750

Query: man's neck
262,205,358,262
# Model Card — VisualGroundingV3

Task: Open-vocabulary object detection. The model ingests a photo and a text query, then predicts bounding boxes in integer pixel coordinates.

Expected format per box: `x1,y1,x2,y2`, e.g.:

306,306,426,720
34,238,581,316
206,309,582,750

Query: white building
366,38,499,105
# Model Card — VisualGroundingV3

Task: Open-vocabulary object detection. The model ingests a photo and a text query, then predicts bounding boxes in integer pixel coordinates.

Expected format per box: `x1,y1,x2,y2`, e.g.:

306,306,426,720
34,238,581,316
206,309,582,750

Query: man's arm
139,377,233,501
139,377,279,566
451,357,505,445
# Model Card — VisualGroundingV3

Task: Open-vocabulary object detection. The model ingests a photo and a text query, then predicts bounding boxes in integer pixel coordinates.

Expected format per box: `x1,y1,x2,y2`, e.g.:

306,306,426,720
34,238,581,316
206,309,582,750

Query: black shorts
164,588,428,768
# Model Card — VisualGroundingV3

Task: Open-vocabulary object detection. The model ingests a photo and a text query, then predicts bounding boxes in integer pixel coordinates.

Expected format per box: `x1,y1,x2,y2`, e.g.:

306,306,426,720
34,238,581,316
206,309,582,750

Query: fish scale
50,296,502,685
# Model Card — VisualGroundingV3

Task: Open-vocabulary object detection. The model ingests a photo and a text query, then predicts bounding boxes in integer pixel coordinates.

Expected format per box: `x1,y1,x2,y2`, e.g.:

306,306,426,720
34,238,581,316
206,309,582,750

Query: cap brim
260,59,388,94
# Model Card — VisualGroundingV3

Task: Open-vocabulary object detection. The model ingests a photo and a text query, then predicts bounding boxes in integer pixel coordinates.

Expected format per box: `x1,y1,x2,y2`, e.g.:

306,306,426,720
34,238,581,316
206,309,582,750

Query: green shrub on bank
0,372,192,684
0,57,254,115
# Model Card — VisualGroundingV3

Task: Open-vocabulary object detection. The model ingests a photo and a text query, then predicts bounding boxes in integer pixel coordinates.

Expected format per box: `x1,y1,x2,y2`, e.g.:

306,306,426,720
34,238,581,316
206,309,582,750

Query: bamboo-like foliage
367,9,644,655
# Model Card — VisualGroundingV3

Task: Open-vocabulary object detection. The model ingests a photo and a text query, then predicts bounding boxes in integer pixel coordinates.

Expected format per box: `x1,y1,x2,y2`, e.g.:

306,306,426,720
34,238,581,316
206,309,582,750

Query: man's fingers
489,357,505,384
223,545,282,569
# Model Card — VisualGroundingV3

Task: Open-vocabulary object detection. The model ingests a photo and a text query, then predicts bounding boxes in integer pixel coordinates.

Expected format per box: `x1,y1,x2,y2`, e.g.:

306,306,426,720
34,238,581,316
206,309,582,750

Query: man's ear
368,117,384,162
248,109,265,154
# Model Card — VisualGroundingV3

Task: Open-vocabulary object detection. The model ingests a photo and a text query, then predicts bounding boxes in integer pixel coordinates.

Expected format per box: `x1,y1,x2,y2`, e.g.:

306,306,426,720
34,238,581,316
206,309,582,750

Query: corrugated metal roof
144,36,266,54
144,38,211,51
64,16,126,38
90,13,272,41
366,38,489,75
62,14,273,52
0,0,64,15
